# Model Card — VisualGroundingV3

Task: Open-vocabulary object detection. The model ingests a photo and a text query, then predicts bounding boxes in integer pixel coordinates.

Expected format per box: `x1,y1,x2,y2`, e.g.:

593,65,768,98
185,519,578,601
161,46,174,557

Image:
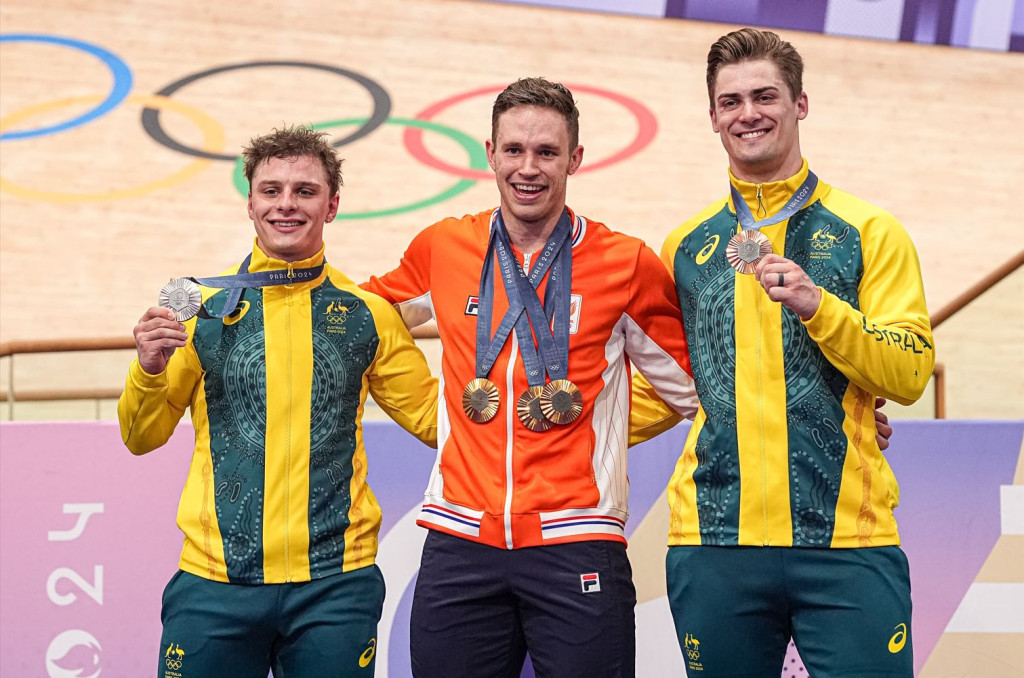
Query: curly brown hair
242,125,343,195
706,28,804,106
491,77,580,150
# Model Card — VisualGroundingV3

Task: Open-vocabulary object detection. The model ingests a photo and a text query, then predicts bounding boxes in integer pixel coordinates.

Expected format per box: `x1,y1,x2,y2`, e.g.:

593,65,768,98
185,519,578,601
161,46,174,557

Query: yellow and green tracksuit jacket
633,160,934,548
119,241,438,584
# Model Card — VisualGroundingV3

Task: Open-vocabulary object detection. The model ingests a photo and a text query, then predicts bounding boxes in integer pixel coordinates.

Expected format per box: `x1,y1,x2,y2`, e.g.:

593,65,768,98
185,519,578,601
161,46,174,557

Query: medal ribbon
191,254,325,319
494,210,572,387
475,209,571,384
731,170,818,231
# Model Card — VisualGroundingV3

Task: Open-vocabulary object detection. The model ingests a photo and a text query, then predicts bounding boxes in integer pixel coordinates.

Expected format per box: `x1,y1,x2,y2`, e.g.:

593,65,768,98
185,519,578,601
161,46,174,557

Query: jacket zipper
756,288,769,545
503,252,530,549
752,191,768,544
284,263,294,580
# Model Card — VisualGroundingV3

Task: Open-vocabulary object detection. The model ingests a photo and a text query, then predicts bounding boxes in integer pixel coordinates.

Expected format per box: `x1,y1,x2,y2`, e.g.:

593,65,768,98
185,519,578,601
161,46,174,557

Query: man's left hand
874,397,892,451
754,254,822,320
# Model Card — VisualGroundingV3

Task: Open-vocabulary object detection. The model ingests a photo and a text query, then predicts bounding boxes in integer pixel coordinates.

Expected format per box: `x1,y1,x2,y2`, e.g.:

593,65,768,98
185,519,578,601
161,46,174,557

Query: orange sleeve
361,221,440,327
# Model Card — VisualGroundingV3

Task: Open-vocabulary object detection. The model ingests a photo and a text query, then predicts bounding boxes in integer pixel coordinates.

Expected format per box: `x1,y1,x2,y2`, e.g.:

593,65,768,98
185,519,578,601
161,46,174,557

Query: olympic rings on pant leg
0,34,132,140
142,61,392,161
233,117,488,220
403,83,657,180
0,94,225,203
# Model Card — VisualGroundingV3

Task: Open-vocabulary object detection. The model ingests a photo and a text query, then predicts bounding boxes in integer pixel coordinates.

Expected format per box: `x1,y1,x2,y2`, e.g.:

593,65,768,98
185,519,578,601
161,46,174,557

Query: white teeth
740,130,768,139
273,221,302,226
514,184,543,193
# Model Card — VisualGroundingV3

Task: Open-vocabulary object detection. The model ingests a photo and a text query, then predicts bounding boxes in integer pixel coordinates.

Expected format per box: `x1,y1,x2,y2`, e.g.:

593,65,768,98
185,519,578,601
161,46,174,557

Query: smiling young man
118,126,438,678
646,28,934,676
362,78,698,677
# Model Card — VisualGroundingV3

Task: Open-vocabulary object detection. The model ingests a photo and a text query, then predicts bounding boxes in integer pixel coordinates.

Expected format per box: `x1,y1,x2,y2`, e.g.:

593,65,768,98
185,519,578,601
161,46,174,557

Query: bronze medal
725,230,772,274
463,378,500,423
517,386,554,432
539,379,583,425
158,277,202,321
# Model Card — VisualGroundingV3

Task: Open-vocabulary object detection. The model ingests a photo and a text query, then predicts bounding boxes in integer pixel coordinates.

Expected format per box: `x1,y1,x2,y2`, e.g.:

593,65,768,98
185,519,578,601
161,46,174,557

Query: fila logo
466,294,581,331
580,573,601,593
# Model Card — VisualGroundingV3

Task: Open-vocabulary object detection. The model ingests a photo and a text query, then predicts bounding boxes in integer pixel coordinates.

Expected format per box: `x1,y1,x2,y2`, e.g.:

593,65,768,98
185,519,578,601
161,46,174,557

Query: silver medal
158,277,202,321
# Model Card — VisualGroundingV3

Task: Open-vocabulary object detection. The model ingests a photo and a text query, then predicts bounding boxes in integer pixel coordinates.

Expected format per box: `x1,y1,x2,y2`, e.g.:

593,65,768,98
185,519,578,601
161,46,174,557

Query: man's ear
567,145,584,175
485,138,496,171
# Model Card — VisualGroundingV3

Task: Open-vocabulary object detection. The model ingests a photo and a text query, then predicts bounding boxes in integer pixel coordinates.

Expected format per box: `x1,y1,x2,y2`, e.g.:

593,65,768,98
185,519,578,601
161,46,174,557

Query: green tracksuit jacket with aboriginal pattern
119,242,438,584
634,160,934,549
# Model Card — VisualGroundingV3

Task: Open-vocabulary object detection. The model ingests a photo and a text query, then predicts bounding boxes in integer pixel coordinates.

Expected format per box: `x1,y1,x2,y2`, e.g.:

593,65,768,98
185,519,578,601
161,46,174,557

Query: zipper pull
755,184,767,219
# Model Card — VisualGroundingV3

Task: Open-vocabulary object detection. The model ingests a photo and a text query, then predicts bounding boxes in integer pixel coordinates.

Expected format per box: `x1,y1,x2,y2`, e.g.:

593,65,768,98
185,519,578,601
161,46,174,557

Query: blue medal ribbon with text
475,209,572,386
190,254,325,319
731,170,818,231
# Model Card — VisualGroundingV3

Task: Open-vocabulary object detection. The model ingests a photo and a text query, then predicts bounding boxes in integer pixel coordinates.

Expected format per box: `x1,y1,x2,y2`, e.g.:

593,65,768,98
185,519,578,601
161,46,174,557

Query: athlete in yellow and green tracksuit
633,160,934,676
119,242,438,677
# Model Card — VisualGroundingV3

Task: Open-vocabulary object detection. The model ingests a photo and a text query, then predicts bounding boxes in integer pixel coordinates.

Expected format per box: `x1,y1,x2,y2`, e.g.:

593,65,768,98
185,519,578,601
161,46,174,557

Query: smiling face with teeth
485,105,583,250
710,58,808,184
247,155,340,262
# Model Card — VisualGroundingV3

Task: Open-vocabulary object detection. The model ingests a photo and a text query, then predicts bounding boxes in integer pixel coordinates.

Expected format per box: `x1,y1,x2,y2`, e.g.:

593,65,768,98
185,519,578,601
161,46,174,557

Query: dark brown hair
491,77,580,150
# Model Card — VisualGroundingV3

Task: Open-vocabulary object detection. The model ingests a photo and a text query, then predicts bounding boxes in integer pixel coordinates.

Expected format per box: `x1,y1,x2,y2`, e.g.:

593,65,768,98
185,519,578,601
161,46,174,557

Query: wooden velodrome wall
0,0,1022,419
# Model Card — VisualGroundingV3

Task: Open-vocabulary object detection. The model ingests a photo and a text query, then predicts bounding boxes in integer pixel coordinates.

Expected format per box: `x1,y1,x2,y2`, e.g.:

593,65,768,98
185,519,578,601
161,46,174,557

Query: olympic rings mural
0,33,658,219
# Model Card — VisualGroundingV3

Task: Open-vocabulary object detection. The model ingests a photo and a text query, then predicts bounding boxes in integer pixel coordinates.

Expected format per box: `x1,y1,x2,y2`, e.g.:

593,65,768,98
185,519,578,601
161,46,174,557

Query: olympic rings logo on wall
0,33,658,218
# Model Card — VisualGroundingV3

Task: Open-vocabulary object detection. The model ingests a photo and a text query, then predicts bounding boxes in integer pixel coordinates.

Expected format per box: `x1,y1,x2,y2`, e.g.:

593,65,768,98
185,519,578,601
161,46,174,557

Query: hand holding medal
753,254,822,320
726,170,817,276
727,170,821,318
141,255,327,375
129,276,203,376
132,304,189,376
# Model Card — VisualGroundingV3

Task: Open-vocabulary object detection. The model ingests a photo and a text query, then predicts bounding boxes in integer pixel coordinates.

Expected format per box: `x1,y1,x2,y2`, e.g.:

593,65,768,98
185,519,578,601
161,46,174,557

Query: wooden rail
0,336,134,357
1,250,1021,412
0,324,440,404
0,324,440,358
931,250,1024,329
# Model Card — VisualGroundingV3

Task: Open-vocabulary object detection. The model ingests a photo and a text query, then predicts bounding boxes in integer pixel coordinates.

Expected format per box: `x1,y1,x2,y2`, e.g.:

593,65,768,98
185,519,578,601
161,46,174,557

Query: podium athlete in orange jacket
363,78,698,678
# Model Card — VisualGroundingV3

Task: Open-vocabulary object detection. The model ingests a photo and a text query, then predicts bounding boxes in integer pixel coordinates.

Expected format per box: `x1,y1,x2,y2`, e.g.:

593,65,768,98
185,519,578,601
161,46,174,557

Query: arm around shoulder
625,243,699,441
364,294,438,448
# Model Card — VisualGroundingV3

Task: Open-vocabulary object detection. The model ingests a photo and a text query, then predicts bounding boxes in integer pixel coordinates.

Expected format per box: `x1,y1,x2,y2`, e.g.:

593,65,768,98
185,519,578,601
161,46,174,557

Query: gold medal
517,386,554,432
725,230,772,274
539,379,583,425
158,277,202,321
463,378,500,423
